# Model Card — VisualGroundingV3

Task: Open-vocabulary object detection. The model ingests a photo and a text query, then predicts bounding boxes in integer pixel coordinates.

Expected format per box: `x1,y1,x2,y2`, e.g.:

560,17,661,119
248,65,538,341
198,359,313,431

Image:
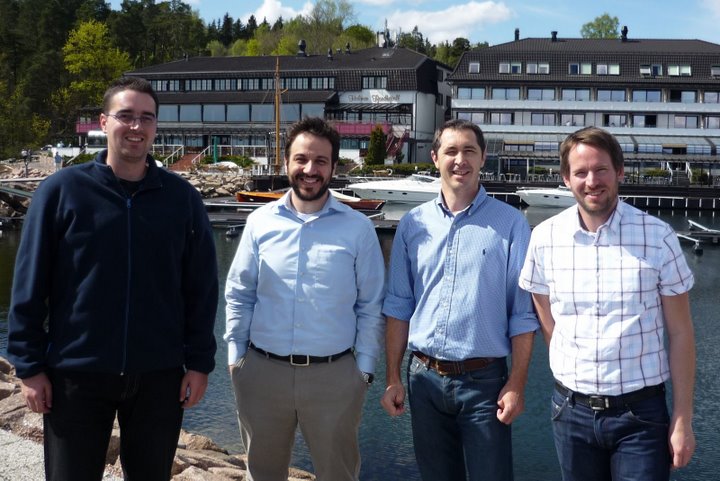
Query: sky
111,0,720,46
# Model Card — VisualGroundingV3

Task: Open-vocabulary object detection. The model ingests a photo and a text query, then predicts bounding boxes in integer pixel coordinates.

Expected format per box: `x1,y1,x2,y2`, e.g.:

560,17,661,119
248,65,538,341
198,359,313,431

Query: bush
644,168,670,178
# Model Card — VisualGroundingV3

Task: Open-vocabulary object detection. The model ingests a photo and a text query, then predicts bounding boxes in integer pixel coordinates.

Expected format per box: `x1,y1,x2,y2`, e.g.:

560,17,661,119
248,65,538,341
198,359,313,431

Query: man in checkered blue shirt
520,126,696,481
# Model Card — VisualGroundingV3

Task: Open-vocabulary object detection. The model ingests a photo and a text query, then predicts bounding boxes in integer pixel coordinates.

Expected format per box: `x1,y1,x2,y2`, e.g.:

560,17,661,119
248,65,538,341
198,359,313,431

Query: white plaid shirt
519,201,694,395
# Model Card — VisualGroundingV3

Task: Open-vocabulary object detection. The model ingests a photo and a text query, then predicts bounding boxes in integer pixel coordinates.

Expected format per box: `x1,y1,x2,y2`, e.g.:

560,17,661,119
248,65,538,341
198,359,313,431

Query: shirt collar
435,185,488,217
570,199,624,236
273,190,347,217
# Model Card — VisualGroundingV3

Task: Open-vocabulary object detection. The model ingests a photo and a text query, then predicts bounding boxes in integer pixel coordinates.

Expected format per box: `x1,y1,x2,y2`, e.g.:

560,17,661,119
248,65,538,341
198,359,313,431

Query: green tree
365,124,387,166
581,13,619,39
207,39,227,56
62,20,131,109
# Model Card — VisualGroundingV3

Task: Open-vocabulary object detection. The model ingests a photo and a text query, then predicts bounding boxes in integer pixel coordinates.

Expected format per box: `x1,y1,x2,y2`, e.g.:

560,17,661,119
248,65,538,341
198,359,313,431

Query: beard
289,173,331,202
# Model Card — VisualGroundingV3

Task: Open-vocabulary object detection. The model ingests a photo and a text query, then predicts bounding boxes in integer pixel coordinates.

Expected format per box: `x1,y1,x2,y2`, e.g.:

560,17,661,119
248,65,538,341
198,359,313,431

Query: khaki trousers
230,348,368,481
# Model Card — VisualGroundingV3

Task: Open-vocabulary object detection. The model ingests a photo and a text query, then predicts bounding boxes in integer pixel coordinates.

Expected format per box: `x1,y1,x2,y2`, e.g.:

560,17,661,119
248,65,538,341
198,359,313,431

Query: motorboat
235,189,386,211
347,174,440,203
516,186,576,208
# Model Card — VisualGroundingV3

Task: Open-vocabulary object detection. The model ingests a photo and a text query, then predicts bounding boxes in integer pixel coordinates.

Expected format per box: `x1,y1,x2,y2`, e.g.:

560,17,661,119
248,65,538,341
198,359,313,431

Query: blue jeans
551,386,670,481
407,353,512,481
44,367,184,481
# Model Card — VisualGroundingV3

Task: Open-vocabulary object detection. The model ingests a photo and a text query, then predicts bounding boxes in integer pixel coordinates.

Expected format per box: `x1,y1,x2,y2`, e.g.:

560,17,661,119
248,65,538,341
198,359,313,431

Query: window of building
668,65,692,76
186,79,213,91
227,105,250,122
527,88,555,100
158,105,178,122
569,62,592,75
531,113,555,125
632,114,657,127
652,64,663,76
499,63,510,73
528,62,550,74
705,92,720,103
457,87,485,99
595,64,620,75
603,114,627,127
240,78,260,91
632,90,662,102
597,89,626,102
561,114,585,126
301,104,324,118
153,80,181,92
281,78,309,90
511,62,521,74
499,62,522,74
491,88,520,100
639,64,660,76
504,143,534,152
310,77,335,90
535,141,559,151
468,62,480,73
362,76,388,89
281,104,300,122
712,66,720,77
457,112,486,124
203,105,225,122
688,144,711,155
706,116,720,129
214,79,236,91
179,105,201,122
674,115,699,128
561,88,591,101
669,90,697,103
490,112,513,125
251,104,274,122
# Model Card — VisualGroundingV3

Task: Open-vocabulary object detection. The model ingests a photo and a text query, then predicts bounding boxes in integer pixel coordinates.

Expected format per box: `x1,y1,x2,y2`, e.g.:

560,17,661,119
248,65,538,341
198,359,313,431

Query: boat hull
347,175,441,203
234,191,385,210
516,188,576,208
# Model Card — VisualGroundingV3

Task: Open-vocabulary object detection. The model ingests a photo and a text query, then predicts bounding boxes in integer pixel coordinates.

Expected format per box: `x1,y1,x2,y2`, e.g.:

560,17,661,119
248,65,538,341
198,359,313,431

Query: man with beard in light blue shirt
224,117,385,481
381,119,538,481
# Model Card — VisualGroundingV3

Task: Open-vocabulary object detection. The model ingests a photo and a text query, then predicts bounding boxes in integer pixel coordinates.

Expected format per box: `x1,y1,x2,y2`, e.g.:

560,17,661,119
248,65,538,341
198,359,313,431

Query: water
0,205,718,481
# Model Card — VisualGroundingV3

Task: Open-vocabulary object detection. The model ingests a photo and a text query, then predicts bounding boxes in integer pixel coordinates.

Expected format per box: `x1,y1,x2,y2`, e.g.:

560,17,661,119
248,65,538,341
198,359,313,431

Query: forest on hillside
0,0,488,158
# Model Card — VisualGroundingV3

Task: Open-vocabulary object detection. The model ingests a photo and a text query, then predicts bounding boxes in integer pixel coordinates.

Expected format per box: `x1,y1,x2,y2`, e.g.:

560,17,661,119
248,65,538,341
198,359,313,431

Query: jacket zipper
121,196,132,375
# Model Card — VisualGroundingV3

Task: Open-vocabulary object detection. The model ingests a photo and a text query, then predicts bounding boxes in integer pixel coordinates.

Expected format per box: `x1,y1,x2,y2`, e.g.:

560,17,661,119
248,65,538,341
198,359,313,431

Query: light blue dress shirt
224,192,386,373
383,186,538,361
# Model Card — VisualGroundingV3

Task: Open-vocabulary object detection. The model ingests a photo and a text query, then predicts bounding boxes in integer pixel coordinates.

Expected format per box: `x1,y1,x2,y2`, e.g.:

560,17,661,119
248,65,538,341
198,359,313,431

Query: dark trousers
43,367,185,481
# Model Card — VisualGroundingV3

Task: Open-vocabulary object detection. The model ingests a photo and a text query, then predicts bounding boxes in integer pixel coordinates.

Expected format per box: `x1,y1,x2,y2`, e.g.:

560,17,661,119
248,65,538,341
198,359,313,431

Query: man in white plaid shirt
519,126,696,481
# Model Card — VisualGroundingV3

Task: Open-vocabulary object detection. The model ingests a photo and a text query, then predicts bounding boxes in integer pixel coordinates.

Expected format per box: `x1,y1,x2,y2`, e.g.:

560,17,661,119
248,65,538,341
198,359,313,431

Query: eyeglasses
106,112,157,126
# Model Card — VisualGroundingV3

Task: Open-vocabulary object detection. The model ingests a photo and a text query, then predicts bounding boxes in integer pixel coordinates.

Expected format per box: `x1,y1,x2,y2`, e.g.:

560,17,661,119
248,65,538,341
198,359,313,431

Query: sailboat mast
274,56,281,174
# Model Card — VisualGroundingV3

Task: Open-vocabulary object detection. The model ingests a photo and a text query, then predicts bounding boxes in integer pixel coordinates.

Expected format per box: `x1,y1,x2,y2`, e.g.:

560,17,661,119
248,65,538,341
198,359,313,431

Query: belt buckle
290,354,310,366
588,395,610,411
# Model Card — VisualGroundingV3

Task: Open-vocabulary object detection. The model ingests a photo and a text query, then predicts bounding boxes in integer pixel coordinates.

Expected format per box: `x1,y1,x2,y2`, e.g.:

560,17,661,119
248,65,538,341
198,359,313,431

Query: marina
1,206,718,481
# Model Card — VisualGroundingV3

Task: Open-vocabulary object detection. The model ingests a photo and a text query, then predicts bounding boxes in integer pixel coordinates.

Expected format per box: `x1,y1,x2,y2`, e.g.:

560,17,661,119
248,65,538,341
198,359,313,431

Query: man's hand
496,380,525,425
179,370,209,409
20,372,52,414
380,383,406,416
669,416,695,470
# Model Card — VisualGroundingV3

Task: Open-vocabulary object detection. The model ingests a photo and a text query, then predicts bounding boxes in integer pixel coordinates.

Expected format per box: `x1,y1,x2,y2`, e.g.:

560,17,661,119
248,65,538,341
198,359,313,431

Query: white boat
516,186,576,208
347,174,440,203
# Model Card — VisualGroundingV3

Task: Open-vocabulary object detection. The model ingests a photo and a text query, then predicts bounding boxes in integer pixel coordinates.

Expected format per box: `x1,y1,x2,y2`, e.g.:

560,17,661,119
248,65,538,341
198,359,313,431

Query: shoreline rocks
0,356,315,480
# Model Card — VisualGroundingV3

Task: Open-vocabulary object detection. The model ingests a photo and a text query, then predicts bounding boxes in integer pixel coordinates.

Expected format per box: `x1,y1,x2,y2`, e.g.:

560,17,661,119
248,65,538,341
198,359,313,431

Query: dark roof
450,37,720,85
130,47,433,75
157,90,337,104
128,46,444,94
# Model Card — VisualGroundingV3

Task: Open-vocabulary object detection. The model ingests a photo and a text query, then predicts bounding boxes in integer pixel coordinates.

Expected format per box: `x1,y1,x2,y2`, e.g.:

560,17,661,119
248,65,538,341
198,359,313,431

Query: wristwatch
361,372,375,385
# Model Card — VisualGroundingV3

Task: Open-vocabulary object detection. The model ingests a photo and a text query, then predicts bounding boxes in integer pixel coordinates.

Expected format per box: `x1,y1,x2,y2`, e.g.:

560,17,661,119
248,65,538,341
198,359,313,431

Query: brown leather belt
412,351,497,376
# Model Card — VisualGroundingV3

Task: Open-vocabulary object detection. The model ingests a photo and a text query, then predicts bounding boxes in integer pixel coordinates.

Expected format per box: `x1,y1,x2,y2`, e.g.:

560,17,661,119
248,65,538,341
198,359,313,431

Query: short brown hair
284,117,340,166
560,126,624,178
102,77,159,115
431,119,486,154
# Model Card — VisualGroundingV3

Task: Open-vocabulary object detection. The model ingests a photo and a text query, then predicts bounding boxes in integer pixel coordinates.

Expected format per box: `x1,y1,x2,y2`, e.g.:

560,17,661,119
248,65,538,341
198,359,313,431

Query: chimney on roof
551,31,558,42
621,26,628,42
345,42,351,54
514,28,520,41
327,48,333,60
297,39,307,57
